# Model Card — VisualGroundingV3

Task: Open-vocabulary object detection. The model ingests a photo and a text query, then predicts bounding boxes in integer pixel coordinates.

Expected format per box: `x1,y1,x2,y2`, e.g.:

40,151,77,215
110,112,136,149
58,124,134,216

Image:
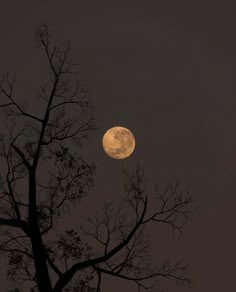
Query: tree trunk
29,172,52,292
30,229,52,292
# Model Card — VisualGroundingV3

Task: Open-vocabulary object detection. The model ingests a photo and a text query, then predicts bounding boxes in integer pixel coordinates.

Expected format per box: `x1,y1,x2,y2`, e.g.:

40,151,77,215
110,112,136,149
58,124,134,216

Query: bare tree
0,25,193,292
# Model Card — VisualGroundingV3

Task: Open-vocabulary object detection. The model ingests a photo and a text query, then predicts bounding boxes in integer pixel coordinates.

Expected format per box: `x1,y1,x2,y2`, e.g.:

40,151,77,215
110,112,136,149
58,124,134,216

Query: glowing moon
102,126,135,159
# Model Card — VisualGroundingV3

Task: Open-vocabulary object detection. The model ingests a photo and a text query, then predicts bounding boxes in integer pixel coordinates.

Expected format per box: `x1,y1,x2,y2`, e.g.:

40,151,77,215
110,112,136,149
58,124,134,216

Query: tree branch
0,75,43,123
53,196,147,292
12,145,31,170
0,218,30,236
45,252,63,277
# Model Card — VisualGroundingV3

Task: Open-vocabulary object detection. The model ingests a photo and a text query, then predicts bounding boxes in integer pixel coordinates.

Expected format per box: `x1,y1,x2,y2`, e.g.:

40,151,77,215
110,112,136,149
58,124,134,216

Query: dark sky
0,0,236,291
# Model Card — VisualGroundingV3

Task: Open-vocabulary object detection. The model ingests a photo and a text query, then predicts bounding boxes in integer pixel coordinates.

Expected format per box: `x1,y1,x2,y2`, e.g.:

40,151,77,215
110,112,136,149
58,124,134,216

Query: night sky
0,0,236,291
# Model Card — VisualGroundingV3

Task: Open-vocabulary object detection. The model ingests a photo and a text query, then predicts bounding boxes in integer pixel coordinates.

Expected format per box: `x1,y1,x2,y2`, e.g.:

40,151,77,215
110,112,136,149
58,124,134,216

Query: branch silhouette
0,24,193,292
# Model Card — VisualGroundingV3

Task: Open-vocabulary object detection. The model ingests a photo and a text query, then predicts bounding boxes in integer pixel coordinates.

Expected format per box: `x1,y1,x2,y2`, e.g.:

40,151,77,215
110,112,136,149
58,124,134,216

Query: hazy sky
0,0,235,291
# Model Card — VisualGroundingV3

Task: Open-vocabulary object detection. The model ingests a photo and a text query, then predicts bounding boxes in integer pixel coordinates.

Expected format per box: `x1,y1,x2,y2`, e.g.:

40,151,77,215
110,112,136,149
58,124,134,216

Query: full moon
102,126,135,159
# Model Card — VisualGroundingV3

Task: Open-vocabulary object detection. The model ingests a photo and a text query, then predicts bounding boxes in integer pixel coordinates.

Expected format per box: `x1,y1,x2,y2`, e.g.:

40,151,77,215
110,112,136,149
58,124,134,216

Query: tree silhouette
0,25,193,292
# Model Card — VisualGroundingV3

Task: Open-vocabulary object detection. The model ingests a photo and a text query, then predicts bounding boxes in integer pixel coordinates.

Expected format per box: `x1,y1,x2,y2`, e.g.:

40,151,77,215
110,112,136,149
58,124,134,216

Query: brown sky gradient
0,0,236,291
